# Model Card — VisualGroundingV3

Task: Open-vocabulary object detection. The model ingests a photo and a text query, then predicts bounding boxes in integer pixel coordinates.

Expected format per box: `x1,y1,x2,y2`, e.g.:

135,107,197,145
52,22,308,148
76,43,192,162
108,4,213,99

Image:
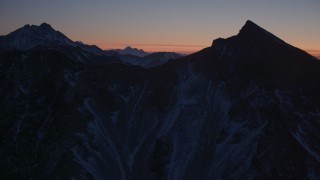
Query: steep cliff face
1,21,320,179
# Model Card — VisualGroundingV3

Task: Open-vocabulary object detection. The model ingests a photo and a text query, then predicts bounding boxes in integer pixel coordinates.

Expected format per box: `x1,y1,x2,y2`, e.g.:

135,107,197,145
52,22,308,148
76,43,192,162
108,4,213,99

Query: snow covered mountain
0,23,105,55
109,46,150,57
1,20,320,179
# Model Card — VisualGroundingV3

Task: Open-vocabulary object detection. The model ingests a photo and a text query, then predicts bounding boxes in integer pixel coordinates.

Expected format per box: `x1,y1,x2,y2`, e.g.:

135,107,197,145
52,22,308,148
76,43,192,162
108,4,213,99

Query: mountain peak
113,46,149,57
124,46,134,50
238,20,267,36
0,23,105,54
39,22,53,29
19,23,55,33
242,20,259,28
212,20,286,47
238,20,286,45
124,46,145,51
0,23,73,50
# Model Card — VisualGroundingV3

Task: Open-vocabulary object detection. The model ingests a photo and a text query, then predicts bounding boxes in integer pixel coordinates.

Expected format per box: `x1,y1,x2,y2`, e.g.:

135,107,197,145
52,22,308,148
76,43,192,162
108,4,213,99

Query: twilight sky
0,0,319,56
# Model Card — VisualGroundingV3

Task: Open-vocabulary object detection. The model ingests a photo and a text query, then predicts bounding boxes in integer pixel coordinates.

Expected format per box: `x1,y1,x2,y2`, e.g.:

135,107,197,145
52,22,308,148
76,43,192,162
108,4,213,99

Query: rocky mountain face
1,20,320,179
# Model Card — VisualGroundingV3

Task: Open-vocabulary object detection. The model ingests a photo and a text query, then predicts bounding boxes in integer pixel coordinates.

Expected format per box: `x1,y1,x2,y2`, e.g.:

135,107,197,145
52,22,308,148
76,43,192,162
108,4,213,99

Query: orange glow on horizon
305,50,320,59
98,43,207,54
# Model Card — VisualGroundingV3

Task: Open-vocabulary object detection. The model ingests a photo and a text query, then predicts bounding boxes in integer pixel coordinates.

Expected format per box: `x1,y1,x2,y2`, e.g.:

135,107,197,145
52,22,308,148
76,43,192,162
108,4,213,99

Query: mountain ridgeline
0,21,320,179
0,24,183,68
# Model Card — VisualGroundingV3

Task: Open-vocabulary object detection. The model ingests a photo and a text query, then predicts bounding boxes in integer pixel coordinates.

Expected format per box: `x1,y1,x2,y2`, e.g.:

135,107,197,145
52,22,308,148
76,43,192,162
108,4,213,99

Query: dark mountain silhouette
0,20,319,179
105,46,183,68
0,23,105,55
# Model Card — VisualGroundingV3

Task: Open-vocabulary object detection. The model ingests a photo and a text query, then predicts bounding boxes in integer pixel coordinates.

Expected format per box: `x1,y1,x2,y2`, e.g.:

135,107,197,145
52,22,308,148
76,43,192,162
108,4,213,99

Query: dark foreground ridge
0,21,320,179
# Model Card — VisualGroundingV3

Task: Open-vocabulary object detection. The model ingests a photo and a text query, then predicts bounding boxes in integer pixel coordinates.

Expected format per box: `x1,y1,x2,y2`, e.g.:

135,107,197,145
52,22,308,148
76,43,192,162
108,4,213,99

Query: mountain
0,23,105,55
0,24,181,67
1,20,320,179
109,46,150,57
119,51,183,68
106,46,183,68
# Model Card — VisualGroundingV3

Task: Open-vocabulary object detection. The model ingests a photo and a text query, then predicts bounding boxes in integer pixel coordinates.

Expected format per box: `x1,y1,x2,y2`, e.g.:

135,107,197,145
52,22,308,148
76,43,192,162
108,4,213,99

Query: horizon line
101,43,208,54
98,43,320,57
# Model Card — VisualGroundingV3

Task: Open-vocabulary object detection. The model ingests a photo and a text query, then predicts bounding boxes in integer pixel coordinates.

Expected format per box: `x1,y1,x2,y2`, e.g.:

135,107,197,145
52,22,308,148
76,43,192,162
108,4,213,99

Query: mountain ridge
107,46,150,57
0,23,105,55
0,20,319,179
0,23,185,67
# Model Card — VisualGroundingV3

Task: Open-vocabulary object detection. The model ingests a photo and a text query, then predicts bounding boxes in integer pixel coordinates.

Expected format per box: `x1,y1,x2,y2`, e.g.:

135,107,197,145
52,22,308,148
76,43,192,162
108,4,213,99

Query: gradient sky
1,0,319,56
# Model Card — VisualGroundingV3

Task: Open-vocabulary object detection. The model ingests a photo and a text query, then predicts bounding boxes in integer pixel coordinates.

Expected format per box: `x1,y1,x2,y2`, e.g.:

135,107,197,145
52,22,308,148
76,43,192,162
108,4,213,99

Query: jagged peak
238,20,268,36
17,23,56,33
241,20,260,30
124,46,145,52
239,20,285,43
125,46,134,50
212,20,286,47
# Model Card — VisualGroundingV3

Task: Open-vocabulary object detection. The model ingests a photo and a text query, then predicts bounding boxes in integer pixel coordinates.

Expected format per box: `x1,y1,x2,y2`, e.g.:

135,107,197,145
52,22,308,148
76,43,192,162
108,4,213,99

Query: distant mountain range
106,47,183,68
108,46,150,57
0,24,183,68
1,20,320,179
